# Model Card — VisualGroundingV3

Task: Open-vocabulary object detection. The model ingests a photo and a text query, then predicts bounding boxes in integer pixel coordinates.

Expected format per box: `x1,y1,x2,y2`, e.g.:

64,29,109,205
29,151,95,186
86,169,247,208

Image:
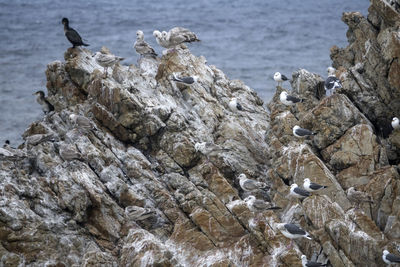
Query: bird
69,114,94,132
290,183,310,199
93,51,124,78
25,133,56,146
346,187,373,209
324,67,342,96
153,27,200,50
392,117,400,130
3,140,11,149
228,98,244,112
57,143,83,161
34,91,54,114
280,91,303,106
274,72,290,87
303,178,328,193
276,223,312,249
238,173,269,193
382,250,400,265
61,18,89,48
134,30,157,58
125,206,157,222
244,195,281,212
301,255,328,267
172,73,199,85
293,125,317,138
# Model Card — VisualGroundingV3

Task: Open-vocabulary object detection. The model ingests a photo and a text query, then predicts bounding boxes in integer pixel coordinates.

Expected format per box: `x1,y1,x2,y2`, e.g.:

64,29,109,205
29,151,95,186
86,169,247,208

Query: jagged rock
1,2,400,266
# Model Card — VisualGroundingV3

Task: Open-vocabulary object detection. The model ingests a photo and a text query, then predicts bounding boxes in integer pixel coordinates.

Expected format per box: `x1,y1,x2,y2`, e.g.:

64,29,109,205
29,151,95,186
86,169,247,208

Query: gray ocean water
0,0,368,145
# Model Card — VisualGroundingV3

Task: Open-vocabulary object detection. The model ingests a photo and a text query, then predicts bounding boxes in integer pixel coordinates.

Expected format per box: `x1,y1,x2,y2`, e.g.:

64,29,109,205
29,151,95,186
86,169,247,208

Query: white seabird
238,173,269,192
383,250,400,265
93,51,124,78
324,67,342,96
346,187,373,208
69,114,94,132
34,90,54,114
125,206,156,221
301,255,328,267
290,183,310,199
228,98,244,112
276,223,312,248
134,30,157,58
280,91,303,106
153,27,199,50
274,72,290,87
244,195,281,212
293,125,317,138
392,117,400,130
172,73,199,85
303,178,328,193
58,143,83,161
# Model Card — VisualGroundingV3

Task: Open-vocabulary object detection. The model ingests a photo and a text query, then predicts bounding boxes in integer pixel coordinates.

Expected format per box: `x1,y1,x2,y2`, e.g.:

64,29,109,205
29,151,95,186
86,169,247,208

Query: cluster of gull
25,17,400,266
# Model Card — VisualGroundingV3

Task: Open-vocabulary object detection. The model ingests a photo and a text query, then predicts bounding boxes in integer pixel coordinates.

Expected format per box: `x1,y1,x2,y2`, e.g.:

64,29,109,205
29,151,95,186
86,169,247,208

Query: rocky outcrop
1,1,400,266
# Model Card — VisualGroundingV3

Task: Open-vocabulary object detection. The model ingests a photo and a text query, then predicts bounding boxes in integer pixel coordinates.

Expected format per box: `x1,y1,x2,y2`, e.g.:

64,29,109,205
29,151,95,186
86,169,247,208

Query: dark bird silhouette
61,18,89,48
34,91,54,114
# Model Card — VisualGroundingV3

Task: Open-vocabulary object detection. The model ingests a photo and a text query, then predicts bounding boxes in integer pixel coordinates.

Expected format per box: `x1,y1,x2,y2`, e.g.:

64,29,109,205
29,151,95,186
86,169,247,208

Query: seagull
69,114,94,132
34,91,54,114
274,72,290,87
290,183,310,199
238,173,269,192
324,67,342,96
3,140,11,149
346,187,373,209
228,98,244,112
301,255,328,267
303,178,328,193
276,223,312,249
392,117,400,130
382,250,400,265
93,51,124,78
25,133,57,146
172,73,199,85
125,206,157,221
293,125,317,138
280,91,303,106
57,143,83,161
244,195,281,212
61,18,89,48
134,30,157,58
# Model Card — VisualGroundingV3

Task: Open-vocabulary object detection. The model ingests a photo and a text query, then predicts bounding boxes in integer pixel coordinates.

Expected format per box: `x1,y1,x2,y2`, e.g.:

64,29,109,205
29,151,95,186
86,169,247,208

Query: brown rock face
1,2,400,266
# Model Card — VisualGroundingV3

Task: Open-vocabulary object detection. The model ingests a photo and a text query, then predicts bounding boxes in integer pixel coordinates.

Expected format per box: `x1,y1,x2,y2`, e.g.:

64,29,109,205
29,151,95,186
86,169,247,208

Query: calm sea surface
0,0,368,145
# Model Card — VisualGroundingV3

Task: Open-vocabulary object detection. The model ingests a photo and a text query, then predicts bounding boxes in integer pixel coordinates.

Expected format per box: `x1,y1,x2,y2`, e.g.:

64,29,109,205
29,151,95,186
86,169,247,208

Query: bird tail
117,57,125,61
172,73,181,82
267,206,282,210
82,43,90,46
311,132,317,135
305,233,312,240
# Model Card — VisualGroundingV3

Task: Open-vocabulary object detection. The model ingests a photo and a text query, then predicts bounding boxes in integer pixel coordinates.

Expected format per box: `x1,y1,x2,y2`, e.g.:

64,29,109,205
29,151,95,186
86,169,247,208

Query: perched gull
303,178,328,193
280,91,303,106
125,206,157,221
134,30,157,58
34,91,54,114
69,114,94,132
93,51,124,78
392,117,400,130
290,183,310,199
244,195,281,212
346,187,373,208
3,140,11,149
172,73,199,85
382,250,400,265
324,67,342,96
301,255,327,267
293,125,317,138
238,173,269,192
25,133,56,146
153,27,199,51
274,72,290,87
228,98,244,112
276,223,312,248
58,143,83,161
61,18,89,48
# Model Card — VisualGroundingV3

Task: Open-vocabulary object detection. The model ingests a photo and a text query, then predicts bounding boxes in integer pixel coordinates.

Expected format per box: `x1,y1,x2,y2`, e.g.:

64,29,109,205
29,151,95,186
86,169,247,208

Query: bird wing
306,261,327,267
242,180,258,191
135,40,157,55
168,27,199,45
387,253,400,263
66,28,84,45
295,127,315,136
236,102,243,111
286,95,301,103
324,76,341,90
309,182,325,190
294,187,310,197
284,224,306,235
281,74,289,81
179,76,195,84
